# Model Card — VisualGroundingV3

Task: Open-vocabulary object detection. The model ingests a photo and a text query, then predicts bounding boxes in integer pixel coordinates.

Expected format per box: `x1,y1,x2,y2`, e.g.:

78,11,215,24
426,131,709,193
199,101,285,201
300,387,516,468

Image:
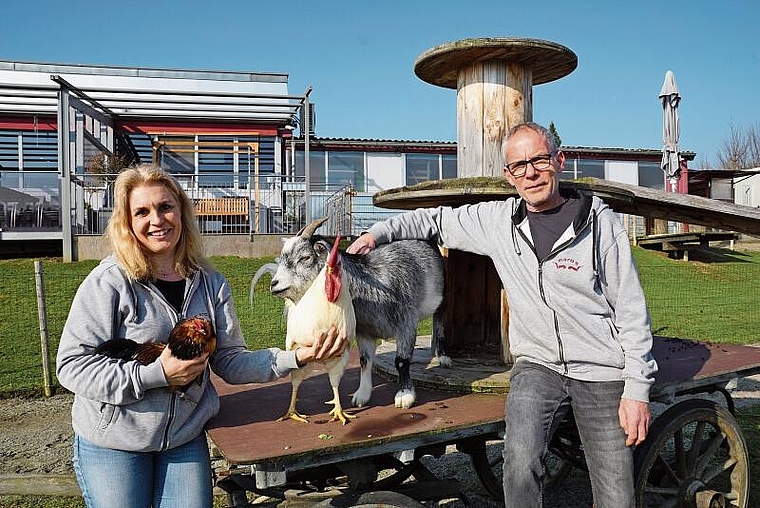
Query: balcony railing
0,170,405,238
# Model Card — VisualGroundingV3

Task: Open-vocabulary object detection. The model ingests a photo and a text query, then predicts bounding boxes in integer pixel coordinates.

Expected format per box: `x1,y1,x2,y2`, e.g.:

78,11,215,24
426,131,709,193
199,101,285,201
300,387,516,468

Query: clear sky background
1,0,757,167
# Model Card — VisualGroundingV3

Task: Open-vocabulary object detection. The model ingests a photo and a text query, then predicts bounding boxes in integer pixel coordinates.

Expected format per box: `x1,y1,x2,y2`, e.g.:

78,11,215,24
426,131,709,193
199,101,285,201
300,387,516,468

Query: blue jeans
502,361,634,508
73,433,213,508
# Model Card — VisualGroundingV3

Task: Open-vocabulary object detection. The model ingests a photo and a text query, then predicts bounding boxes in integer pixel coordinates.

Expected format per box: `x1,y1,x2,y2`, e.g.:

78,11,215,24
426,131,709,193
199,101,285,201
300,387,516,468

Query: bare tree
715,122,760,169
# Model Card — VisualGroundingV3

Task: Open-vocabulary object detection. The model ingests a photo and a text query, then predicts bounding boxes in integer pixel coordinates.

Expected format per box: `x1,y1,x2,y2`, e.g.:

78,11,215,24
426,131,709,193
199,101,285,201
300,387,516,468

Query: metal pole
303,87,312,225
34,260,53,397
57,88,74,262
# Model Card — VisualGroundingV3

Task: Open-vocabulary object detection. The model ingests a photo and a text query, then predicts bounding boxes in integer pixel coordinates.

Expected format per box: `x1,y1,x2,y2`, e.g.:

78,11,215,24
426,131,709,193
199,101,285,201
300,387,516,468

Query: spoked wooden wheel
634,399,749,508
460,436,574,500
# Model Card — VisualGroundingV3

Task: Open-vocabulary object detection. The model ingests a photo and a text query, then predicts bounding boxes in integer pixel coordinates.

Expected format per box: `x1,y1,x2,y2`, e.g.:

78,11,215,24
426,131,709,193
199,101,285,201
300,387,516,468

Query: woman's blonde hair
106,164,207,280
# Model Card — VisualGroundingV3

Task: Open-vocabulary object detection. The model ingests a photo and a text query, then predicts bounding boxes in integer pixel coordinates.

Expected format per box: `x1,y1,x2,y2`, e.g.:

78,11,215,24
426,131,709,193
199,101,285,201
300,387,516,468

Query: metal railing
0,170,408,238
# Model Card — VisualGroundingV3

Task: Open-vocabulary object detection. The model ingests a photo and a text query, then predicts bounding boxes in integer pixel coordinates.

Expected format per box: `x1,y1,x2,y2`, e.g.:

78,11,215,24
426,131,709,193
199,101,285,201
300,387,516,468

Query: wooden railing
193,197,250,217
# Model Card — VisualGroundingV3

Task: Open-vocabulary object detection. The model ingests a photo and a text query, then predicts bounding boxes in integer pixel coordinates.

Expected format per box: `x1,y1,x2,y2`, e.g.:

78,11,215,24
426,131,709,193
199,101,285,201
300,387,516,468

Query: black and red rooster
93,316,216,383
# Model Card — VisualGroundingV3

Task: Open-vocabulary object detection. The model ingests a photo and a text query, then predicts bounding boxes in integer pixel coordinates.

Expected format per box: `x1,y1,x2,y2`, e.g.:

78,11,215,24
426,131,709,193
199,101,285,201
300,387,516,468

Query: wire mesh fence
1,247,758,395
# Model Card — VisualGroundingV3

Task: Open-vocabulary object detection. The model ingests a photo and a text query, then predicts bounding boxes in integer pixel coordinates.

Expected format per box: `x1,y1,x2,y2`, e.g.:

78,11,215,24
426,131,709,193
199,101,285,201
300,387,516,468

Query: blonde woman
57,164,347,508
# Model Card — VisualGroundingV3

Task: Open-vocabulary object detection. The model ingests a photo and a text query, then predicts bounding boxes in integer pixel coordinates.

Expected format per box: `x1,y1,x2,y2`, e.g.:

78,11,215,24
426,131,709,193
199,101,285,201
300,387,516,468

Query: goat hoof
437,355,452,367
394,388,416,409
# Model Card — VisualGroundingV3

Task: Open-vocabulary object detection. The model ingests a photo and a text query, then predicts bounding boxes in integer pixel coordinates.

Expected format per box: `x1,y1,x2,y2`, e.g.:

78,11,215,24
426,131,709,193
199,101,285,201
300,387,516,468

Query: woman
56,164,347,508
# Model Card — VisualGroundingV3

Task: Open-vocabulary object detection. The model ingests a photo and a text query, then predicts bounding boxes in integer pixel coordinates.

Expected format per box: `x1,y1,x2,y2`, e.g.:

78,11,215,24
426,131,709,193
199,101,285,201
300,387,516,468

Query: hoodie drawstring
592,209,601,292
511,201,522,256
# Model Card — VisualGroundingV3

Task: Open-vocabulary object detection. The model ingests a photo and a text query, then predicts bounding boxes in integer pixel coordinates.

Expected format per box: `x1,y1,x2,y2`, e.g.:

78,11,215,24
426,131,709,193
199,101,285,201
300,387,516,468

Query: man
347,122,657,507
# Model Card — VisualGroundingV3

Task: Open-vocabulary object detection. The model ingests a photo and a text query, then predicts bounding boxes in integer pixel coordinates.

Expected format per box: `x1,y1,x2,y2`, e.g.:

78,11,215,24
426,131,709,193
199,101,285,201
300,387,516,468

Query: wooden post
414,38,577,364
34,260,53,397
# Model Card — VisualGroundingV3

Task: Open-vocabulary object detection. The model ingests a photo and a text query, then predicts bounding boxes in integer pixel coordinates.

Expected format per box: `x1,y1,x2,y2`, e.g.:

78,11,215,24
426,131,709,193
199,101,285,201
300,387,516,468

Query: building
0,60,697,260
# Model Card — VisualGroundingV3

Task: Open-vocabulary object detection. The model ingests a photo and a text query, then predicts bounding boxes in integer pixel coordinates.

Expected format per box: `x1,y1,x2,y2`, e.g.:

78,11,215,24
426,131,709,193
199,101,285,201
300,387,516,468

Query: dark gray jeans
502,361,634,508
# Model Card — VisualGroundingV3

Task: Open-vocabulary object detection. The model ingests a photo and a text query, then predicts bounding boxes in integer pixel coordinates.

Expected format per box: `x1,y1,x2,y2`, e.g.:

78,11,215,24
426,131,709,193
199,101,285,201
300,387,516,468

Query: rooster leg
326,385,355,425
326,352,354,425
277,370,309,423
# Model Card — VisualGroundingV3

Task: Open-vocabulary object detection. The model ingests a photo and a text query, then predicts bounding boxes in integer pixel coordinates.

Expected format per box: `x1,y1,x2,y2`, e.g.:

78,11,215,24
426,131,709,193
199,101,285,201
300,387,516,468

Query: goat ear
313,240,330,259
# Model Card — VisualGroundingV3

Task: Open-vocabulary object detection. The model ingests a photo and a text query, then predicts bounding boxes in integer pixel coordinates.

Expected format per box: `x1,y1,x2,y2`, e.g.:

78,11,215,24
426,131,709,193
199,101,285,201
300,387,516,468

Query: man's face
503,129,566,212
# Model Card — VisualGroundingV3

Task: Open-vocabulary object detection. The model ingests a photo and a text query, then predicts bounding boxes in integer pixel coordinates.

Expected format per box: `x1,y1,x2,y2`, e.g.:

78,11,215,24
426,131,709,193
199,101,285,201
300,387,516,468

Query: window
638,162,665,189
575,159,605,179
442,154,457,179
328,151,364,191
406,153,440,185
157,136,195,174
294,150,327,190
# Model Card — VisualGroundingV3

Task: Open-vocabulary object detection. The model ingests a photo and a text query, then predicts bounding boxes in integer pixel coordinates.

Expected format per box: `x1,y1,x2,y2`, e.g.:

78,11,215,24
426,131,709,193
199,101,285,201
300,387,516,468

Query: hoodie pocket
600,317,624,368
97,402,117,431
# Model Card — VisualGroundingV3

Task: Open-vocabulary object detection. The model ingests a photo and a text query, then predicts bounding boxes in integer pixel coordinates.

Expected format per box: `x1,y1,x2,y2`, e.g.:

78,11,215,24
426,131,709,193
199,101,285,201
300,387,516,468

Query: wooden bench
637,232,739,261
193,197,249,217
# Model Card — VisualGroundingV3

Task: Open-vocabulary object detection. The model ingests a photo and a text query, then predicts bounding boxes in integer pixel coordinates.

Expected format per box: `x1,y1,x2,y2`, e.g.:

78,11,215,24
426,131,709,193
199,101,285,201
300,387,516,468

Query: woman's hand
295,326,349,366
158,346,210,387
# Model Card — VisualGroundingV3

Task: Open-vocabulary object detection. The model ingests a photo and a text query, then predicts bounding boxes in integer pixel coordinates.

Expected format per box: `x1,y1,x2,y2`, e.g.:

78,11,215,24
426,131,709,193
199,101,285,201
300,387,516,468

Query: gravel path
2,374,759,506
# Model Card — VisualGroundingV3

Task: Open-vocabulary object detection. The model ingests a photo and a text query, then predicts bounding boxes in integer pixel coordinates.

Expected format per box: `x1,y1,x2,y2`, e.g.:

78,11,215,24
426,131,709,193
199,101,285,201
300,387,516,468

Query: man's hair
106,163,207,280
502,122,557,159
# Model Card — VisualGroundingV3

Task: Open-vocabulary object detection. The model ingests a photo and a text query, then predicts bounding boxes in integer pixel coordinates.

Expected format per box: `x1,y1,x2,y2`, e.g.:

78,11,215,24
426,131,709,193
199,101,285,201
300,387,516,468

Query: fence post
34,260,53,397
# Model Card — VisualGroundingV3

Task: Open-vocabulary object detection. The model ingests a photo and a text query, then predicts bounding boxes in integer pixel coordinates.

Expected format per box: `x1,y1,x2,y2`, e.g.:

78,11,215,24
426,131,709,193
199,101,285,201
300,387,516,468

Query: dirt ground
1,375,759,506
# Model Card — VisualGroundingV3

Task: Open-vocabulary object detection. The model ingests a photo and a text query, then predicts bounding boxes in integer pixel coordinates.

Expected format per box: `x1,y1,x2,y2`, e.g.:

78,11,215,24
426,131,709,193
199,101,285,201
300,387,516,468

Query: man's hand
346,233,377,255
158,347,209,388
619,398,651,447
296,326,349,366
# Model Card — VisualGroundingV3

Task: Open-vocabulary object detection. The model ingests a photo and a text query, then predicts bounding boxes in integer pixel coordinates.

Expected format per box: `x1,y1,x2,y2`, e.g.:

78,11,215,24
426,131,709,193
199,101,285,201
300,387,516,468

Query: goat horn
297,217,328,238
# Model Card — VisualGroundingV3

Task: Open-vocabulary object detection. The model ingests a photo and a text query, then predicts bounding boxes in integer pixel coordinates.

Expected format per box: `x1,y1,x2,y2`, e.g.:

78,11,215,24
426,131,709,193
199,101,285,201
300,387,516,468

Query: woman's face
128,183,182,258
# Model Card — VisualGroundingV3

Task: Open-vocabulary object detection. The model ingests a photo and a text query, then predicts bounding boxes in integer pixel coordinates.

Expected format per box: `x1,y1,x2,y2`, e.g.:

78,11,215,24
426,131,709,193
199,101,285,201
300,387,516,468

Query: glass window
575,159,605,179
294,150,326,190
638,162,665,189
711,178,733,200
22,131,58,171
157,136,195,174
327,151,364,191
442,154,457,179
406,153,440,185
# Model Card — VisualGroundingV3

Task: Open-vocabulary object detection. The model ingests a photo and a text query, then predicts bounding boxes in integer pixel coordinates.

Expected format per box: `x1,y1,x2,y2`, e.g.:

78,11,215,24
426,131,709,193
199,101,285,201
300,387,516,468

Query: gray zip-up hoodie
56,255,298,452
367,191,657,402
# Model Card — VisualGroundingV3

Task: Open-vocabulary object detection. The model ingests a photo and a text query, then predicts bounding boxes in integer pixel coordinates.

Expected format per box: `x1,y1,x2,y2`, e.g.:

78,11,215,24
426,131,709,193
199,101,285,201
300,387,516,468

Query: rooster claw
326,398,356,425
277,411,310,423
328,409,356,425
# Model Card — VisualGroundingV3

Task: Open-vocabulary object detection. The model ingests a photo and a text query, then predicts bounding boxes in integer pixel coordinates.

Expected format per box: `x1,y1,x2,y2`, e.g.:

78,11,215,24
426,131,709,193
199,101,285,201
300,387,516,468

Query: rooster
93,315,216,389
279,234,357,425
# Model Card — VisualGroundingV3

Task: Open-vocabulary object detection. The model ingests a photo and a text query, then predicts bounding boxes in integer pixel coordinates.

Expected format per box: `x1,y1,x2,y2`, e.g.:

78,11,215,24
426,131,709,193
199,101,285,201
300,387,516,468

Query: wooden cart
206,336,760,507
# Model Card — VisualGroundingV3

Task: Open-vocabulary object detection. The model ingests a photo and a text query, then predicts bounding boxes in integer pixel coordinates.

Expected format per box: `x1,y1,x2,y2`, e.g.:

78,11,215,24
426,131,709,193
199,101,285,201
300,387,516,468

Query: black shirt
527,197,581,261
153,279,186,313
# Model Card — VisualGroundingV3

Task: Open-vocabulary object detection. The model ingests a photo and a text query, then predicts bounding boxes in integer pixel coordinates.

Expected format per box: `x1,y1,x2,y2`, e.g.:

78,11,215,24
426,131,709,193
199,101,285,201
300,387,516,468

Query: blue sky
1,0,757,167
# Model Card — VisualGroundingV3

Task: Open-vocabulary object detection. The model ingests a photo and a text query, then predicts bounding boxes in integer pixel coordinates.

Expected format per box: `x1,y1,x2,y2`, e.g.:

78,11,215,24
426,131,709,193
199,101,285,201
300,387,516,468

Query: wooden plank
373,177,760,236
457,63,484,178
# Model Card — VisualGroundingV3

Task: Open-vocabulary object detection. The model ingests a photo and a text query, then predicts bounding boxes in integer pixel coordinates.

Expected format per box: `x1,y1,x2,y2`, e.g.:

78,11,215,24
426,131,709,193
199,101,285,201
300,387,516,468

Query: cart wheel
462,436,573,500
634,399,750,508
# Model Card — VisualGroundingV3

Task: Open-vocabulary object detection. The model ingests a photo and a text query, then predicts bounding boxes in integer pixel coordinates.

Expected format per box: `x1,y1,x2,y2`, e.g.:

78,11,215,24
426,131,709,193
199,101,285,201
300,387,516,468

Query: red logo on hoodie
553,258,581,271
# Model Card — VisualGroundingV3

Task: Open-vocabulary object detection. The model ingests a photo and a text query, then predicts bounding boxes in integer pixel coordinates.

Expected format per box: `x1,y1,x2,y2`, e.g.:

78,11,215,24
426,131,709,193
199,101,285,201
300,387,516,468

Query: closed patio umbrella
659,70,681,192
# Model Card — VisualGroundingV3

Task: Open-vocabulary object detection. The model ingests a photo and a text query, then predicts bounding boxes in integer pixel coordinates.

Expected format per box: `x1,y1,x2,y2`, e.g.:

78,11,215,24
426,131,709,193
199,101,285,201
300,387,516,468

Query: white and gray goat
251,217,450,409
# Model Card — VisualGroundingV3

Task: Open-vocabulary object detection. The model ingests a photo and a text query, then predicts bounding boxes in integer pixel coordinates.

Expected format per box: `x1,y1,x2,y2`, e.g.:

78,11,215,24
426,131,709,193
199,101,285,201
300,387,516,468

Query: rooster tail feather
94,339,165,365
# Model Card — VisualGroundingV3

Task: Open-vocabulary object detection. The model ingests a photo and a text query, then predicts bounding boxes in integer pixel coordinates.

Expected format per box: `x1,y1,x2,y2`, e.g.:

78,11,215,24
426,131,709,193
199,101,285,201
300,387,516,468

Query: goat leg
352,337,375,407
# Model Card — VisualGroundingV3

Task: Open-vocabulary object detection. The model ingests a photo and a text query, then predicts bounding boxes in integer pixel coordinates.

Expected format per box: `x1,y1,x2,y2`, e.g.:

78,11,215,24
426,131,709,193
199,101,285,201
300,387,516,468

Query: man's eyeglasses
504,151,557,177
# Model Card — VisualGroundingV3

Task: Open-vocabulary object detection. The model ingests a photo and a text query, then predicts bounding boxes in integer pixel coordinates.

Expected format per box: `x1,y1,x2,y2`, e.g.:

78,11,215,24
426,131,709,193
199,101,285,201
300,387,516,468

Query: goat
251,217,450,409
